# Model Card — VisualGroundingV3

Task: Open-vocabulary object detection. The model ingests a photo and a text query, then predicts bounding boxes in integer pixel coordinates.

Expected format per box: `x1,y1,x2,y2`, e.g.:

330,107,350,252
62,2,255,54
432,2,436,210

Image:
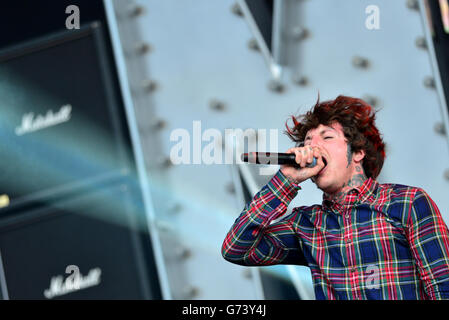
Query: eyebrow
304,128,336,140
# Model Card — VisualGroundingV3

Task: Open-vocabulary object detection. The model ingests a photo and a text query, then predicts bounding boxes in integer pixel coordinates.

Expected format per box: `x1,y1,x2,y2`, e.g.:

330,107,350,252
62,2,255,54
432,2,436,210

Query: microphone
241,152,317,167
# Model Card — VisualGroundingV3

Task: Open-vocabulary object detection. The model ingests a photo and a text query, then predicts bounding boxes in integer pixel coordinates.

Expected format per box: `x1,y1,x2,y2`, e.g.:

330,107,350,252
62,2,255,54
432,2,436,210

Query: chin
315,181,332,193
313,175,338,193
313,176,329,190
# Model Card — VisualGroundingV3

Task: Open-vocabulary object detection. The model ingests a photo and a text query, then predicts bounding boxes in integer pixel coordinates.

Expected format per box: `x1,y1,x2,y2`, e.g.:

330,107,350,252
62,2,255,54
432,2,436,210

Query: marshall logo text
15,104,72,136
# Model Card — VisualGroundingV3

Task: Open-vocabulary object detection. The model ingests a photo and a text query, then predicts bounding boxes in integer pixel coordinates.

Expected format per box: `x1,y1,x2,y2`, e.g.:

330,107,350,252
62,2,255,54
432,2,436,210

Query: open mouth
318,156,328,175
322,157,328,167
312,155,328,181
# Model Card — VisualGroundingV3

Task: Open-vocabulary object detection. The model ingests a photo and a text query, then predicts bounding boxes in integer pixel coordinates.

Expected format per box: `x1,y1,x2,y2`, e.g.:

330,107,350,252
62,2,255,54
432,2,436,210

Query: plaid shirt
222,170,449,299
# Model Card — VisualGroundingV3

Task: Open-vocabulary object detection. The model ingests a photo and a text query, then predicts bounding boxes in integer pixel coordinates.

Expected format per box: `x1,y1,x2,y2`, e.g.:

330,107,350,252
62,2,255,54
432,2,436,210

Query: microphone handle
241,152,317,167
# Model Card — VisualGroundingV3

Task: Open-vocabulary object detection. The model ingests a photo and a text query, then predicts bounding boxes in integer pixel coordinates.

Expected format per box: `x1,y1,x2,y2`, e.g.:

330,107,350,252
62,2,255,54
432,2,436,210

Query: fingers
315,153,325,169
301,147,312,168
285,146,317,168
282,145,326,184
306,146,314,165
313,146,321,159
294,149,302,167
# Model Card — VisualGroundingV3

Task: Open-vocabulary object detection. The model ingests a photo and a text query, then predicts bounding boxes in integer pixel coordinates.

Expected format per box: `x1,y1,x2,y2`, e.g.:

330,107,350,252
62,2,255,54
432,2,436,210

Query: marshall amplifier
0,179,162,300
0,21,163,299
0,22,134,206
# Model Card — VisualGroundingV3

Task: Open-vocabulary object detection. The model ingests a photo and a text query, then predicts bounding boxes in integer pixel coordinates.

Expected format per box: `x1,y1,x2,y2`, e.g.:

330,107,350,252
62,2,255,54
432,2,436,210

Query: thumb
309,154,326,175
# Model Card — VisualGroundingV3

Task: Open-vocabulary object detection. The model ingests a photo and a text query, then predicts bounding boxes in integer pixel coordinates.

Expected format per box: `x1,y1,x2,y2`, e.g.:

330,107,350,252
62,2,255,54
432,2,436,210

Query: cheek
331,146,350,166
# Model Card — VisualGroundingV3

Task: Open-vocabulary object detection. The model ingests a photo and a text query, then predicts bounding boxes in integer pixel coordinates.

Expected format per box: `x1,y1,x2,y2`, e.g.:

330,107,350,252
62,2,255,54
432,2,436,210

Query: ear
353,149,365,163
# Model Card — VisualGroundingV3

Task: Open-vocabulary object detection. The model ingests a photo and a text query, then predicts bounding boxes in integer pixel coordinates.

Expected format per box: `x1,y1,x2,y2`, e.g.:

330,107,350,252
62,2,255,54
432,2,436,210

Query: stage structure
0,0,448,300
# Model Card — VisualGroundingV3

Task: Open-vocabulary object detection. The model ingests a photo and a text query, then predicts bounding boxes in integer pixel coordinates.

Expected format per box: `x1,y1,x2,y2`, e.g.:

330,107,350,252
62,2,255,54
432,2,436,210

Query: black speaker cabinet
0,179,161,300
0,22,133,205
0,22,163,299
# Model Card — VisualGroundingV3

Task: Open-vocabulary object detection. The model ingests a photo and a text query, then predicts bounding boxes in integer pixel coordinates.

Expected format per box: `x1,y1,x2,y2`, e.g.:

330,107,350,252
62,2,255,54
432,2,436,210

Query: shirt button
351,267,356,273
345,237,351,243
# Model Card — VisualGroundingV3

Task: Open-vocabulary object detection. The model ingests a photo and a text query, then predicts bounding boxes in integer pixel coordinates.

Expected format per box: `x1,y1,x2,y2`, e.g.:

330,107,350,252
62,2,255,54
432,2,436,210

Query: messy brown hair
285,95,386,179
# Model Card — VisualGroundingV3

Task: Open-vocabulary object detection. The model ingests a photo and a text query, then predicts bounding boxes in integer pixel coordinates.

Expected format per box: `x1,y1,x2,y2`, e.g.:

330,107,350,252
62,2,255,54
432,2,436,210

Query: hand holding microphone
241,146,327,185
280,146,327,184
241,152,317,166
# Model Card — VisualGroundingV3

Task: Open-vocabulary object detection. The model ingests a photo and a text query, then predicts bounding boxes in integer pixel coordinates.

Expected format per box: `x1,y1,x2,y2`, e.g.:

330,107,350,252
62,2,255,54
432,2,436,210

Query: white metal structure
104,0,449,299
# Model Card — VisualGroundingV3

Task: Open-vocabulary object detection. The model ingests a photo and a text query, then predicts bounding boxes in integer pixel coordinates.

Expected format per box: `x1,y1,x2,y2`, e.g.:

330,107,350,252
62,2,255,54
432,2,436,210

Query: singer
222,95,449,300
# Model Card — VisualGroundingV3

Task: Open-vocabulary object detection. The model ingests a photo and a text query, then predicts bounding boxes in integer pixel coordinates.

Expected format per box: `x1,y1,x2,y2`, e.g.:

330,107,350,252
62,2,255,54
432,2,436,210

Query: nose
308,135,323,148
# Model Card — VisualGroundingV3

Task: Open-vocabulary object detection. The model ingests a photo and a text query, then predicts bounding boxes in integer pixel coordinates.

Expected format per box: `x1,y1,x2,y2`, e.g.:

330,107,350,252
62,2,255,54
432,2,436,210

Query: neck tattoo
326,164,367,203
346,144,352,168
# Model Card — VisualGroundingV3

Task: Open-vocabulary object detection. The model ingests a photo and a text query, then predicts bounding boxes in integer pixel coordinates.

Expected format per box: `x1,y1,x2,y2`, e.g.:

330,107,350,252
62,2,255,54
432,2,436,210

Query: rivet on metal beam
169,203,182,214
423,76,436,89
248,38,260,51
130,5,146,17
135,42,152,55
362,95,379,107
406,0,419,10
352,56,370,69
151,119,167,130
231,2,243,16
183,286,200,299
161,157,173,168
444,169,449,181
242,269,253,279
434,122,446,135
209,99,226,111
291,26,309,40
292,74,309,86
415,36,427,49
226,182,236,195
142,79,158,92
268,79,285,93
176,247,192,260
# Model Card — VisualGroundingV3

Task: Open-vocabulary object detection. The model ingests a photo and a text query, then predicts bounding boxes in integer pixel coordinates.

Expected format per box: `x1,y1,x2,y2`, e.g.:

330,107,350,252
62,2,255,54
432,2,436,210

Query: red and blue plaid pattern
222,170,449,299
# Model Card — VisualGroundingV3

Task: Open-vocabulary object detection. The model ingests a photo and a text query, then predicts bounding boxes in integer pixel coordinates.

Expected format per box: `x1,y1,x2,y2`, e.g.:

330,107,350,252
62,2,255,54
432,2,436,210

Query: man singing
222,95,449,299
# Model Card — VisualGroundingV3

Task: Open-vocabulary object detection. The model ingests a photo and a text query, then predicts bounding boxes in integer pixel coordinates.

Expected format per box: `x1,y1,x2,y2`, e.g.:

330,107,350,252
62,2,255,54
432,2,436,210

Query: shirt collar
322,177,378,212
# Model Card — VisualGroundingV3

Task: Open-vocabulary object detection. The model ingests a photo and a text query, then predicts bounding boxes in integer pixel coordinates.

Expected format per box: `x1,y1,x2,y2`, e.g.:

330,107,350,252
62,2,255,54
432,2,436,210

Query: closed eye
324,137,333,139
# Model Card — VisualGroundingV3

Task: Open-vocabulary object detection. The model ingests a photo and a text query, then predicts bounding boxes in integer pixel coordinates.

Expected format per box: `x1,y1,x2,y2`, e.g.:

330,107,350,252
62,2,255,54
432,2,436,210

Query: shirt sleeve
407,188,449,299
221,170,307,266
